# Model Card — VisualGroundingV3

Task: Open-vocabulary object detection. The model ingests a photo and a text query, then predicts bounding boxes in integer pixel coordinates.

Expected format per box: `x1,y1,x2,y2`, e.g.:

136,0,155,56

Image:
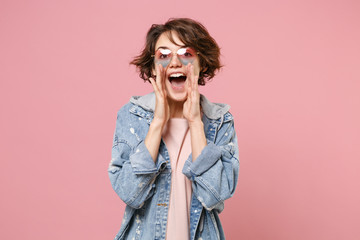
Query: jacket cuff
182,142,222,179
130,140,164,174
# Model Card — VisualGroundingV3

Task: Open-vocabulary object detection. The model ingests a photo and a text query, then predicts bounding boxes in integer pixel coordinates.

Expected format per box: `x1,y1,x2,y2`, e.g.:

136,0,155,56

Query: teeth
169,73,185,77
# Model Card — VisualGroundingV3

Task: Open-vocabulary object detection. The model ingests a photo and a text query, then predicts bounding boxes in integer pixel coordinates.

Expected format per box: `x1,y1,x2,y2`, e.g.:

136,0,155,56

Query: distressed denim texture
108,92,239,240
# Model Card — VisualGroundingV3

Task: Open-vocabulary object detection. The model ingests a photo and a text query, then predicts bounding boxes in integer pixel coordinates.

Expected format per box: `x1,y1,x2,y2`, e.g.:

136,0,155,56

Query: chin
166,91,188,102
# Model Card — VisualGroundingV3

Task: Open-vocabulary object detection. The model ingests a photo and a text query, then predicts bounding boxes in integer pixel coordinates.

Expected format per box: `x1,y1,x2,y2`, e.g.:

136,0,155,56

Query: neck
167,97,185,118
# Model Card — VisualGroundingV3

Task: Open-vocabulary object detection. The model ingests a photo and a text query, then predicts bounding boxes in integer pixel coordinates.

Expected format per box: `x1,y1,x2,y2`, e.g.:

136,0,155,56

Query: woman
108,18,239,240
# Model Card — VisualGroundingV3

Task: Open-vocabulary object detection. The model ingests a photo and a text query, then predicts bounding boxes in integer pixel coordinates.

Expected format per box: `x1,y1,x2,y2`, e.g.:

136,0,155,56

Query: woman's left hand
183,63,202,124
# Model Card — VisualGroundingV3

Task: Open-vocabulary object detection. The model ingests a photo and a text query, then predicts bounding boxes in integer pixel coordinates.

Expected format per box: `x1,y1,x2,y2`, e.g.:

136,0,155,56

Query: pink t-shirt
162,118,192,240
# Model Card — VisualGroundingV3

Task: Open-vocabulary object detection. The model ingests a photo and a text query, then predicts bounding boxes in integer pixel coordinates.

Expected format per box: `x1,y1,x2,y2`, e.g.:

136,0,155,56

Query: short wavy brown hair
130,18,222,85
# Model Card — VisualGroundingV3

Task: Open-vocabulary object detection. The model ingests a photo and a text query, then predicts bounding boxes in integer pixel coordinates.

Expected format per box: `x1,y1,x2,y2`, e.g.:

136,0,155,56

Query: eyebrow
155,45,187,51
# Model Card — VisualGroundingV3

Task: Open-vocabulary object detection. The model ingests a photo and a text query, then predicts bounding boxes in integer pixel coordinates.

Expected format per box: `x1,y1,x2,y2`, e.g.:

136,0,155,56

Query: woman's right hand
149,64,170,126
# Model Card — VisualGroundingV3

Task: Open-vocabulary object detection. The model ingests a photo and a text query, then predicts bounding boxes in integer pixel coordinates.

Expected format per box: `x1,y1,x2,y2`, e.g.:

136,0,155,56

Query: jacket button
160,162,166,171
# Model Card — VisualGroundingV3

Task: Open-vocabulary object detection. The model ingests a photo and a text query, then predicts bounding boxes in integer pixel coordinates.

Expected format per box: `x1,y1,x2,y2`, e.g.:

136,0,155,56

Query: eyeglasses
151,47,200,68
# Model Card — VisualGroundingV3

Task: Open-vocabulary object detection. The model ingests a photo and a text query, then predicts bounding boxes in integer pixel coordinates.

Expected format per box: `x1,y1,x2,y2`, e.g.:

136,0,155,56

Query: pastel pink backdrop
0,0,359,239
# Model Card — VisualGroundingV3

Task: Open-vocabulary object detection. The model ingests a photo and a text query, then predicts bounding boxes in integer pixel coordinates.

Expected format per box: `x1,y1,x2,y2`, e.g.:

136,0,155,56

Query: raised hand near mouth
183,63,201,124
146,63,170,162
149,63,170,126
183,63,207,161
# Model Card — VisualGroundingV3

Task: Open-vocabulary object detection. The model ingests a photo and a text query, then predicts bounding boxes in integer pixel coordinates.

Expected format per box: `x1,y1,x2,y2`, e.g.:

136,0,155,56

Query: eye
184,52,193,57
158,49,171,59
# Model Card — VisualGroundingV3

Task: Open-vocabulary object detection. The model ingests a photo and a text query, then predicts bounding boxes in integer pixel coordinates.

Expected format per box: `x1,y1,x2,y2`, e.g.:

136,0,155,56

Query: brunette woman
108,18,239,240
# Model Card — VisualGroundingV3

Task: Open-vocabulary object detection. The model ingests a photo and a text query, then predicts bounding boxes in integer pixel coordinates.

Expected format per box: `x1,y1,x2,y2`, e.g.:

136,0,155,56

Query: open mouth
168,73,187,88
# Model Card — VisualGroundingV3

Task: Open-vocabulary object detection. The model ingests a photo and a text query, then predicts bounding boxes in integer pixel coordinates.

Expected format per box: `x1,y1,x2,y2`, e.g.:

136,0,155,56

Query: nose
168,54,182,68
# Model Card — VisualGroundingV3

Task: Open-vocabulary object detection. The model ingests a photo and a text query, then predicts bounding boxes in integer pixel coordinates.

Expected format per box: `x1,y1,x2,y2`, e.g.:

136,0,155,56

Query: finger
158,64,167,96
186,81,192,104
188,80,192,95
186,63,192,90
189,64,195,90
187,65,193,98
155,64,161,88
149,77,160,94
156,64,167,97
187,64,197,97
189,64,199,94
194,74,199,92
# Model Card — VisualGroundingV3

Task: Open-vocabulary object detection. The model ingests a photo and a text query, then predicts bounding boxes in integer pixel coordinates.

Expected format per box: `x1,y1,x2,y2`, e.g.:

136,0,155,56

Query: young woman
108,18,239,240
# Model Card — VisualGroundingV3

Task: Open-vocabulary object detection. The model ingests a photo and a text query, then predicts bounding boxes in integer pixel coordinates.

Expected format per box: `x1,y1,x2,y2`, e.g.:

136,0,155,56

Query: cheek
155,59,170,68
179,58,194,66
182,59,201,75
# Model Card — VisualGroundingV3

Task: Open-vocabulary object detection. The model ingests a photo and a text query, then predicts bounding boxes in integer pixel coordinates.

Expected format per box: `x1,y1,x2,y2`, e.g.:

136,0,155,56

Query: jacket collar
129,92,230,120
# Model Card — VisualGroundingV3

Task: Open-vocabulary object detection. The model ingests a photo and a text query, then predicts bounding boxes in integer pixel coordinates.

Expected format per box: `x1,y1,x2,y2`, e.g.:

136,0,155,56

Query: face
152,31,201,102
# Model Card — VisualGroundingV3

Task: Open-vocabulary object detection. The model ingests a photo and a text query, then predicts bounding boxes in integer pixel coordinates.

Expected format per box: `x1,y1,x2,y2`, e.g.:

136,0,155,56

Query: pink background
1,0,359,239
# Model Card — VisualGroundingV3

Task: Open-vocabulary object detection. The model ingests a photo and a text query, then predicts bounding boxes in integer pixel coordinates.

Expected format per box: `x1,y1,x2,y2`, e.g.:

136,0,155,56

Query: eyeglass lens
154,47,197,68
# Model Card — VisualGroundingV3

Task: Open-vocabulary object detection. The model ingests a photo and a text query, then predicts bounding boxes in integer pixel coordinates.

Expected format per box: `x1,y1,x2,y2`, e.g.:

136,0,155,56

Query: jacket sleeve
182,117,239,211
108,108,166,209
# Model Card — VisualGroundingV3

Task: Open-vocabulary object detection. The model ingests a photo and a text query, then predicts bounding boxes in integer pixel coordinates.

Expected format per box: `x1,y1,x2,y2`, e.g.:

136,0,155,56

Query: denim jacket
108,92,239,240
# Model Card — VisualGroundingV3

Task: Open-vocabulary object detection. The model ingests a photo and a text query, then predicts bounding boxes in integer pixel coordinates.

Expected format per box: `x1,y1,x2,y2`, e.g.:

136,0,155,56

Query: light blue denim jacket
108,92,239,240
